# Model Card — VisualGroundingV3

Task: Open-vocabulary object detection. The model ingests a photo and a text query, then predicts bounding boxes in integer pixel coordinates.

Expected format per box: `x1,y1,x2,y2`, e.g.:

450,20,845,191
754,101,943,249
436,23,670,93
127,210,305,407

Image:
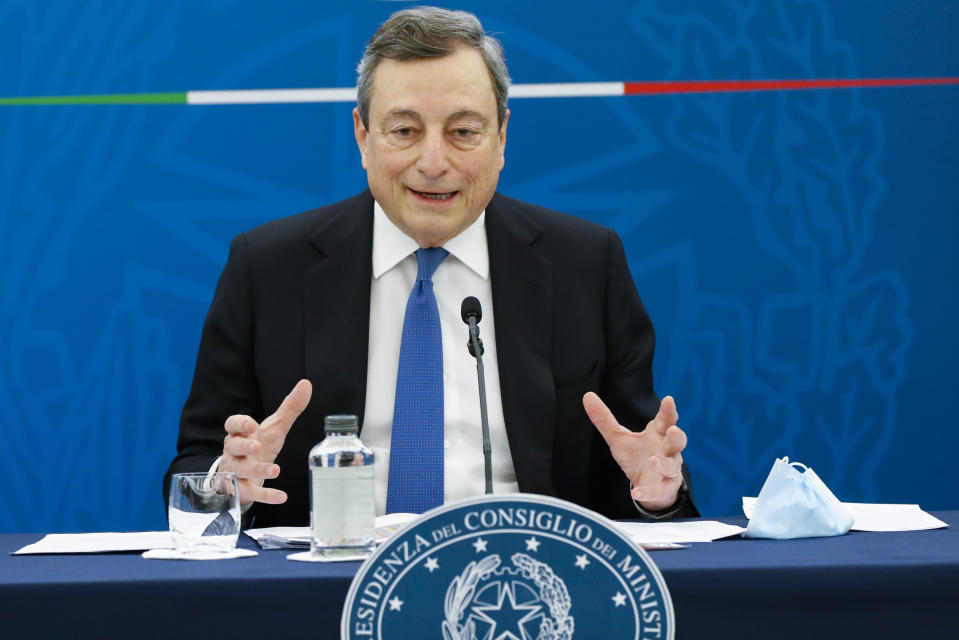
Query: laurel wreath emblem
442,555,501,640
442,553,574,640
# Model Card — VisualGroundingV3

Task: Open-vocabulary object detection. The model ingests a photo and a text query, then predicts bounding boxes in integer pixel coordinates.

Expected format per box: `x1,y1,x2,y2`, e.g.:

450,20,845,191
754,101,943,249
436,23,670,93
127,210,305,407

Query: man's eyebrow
447,110,490,126
383,109,423,123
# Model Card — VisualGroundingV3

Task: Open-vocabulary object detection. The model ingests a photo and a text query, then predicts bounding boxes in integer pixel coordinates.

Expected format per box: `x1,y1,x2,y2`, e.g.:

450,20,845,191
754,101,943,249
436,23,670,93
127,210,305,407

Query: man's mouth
410,188,457,201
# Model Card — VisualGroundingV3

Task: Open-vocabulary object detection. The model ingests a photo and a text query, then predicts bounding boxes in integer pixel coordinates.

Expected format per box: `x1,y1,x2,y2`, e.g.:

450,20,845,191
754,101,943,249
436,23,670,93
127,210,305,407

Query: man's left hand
583,392,687,512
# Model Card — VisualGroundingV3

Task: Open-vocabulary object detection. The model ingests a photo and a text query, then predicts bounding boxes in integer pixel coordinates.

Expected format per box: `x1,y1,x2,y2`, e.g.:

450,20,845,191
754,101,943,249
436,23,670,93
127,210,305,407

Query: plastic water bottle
309,414,375,557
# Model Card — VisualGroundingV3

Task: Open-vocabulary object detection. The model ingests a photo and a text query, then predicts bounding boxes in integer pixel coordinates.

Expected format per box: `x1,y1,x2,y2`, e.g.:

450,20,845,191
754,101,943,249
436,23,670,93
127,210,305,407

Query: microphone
461,296,492,494
460,295,482,323
461,296,484,356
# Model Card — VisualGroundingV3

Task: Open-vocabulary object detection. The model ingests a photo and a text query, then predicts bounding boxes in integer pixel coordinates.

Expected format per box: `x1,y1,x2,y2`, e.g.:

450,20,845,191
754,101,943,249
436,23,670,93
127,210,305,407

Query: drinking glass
168,472,241,555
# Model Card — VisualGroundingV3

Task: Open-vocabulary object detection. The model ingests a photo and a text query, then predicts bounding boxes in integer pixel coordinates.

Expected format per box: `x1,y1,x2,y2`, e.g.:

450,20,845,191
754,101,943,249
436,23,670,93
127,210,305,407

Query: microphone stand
466,316,493,494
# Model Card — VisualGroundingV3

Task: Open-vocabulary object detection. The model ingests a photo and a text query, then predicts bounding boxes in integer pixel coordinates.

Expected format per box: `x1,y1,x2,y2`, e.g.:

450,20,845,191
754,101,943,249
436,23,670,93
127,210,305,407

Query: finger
224,414,259,436
222,457,280,481
223,434,261,457
262,379,313,434
238,481,288,506
649,396,679,436
649,454,684,480
662,425,688,456
583,392,630,444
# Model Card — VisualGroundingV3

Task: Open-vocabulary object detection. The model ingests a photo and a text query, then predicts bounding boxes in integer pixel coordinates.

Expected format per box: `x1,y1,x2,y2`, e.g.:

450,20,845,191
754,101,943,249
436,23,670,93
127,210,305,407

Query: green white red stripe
187,87,357,104
1,78,957,106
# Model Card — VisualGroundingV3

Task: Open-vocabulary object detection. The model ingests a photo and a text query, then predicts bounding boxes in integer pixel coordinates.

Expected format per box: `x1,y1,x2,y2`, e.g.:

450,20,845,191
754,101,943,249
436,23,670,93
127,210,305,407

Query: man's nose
416,131,450,178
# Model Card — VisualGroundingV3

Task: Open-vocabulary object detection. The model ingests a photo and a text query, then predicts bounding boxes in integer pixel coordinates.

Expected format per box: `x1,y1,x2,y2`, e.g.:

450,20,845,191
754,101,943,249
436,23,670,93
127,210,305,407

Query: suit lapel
486,194,556,496
304,192,374,431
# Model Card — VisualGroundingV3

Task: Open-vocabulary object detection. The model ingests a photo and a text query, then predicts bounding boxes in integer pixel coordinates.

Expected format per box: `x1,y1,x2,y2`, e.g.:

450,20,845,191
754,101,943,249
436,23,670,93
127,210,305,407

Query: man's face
354,46,509,248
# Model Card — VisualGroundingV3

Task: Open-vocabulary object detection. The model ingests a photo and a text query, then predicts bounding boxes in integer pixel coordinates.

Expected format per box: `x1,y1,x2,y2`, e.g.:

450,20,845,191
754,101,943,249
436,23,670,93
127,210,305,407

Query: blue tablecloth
3,512,958,639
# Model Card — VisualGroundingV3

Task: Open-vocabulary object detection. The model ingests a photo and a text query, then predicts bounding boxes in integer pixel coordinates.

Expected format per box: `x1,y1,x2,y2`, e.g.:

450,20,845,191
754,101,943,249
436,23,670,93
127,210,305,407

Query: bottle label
311,466,375,542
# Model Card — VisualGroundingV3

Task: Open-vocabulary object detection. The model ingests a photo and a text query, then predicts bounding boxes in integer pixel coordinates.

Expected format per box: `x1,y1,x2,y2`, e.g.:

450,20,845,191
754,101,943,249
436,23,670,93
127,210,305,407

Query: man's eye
450,128,483,145
393,127,415,137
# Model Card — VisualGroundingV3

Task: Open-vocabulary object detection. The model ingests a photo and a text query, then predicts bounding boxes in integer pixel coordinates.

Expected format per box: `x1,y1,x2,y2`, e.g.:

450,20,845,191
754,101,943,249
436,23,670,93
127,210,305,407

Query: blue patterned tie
386,247,449,514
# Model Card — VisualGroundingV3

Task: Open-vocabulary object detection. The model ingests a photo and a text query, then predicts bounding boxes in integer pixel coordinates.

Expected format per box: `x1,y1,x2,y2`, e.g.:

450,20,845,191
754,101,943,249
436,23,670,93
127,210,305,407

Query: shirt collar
371,200,489,280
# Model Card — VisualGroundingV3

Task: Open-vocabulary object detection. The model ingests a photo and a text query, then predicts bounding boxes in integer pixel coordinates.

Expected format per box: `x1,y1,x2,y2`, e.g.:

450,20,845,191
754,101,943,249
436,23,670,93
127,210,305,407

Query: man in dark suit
165,7,697,527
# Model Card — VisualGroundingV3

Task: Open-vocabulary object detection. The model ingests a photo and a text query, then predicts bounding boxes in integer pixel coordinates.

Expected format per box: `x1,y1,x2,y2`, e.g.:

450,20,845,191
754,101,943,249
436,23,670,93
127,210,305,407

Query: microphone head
461,296,482,323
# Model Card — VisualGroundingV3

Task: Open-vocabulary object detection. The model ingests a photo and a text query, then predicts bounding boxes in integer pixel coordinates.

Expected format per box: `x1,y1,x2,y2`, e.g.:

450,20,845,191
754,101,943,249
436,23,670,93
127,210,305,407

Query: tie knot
415,247,449,282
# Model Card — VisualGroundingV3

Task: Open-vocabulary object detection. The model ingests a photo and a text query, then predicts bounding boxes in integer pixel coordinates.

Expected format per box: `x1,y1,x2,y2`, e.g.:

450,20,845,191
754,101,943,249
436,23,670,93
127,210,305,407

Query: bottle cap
324,414,359,434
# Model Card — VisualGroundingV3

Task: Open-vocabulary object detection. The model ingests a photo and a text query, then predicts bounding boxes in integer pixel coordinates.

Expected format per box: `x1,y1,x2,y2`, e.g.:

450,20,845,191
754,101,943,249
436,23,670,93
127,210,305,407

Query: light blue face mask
743,457,854,539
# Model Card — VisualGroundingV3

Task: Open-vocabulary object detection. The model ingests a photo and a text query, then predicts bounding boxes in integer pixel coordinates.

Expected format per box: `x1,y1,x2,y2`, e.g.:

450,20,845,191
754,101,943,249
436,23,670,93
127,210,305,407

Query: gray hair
356,6,510,130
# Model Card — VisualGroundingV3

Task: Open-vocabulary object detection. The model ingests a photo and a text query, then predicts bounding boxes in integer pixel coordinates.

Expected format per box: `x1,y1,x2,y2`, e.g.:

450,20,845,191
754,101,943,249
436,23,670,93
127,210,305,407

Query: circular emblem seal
341,494,674,639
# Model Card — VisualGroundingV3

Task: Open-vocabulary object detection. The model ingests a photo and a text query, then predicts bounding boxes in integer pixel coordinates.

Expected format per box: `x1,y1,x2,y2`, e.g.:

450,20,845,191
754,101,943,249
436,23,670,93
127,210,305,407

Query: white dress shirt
363,201,519,515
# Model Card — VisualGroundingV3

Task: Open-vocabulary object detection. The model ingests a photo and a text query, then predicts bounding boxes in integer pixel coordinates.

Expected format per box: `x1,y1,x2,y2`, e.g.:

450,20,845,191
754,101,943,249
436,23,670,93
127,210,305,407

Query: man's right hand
220,379,312,505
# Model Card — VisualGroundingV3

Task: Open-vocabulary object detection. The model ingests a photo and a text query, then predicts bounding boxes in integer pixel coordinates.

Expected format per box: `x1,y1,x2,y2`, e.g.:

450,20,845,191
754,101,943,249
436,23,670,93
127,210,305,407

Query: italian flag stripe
2,78,957,106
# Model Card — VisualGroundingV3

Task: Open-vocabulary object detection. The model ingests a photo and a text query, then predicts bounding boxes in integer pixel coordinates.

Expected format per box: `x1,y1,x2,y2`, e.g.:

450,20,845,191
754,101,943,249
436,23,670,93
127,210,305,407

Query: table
3,512,957,639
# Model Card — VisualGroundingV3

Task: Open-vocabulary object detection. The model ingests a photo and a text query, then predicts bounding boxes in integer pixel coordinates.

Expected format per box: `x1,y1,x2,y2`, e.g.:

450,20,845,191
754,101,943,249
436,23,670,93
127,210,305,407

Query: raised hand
583,392,687,512
219,379,312,505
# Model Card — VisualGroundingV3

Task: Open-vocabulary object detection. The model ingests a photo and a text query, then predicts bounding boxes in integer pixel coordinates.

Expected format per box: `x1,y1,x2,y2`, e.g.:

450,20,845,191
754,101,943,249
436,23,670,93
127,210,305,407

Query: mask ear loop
793,462,854,528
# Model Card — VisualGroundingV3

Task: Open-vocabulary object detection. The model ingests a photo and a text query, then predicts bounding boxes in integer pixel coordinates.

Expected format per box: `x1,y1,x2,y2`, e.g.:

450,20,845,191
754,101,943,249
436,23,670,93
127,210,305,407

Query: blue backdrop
1,0,956,533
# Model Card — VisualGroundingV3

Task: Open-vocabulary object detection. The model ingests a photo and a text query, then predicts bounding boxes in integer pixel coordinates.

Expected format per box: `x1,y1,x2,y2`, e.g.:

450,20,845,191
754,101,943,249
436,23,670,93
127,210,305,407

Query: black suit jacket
165,191,697,526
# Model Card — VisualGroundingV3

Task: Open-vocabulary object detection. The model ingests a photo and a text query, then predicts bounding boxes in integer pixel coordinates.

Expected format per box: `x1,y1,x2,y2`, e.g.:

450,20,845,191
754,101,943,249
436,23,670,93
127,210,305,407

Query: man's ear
353,108,369,170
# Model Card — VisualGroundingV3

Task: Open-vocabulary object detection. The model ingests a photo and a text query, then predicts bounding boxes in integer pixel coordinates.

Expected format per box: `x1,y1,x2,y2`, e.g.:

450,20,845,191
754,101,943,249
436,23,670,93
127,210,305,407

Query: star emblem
575,554,590,569
471,581,543,640
612,592,627,607
388,596,404,612
524,536,541,552
472,537,488,553
424,556,439,572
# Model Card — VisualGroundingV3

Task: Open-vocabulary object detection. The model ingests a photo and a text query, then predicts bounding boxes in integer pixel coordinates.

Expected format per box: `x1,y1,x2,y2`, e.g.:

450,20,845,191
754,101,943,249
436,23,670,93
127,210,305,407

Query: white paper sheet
244,526,310,549
742,497,948,532
287,550,370,563
614,520,746,544
142,548,257,561
250,516,737,551
14,531,173,555
253,520,699,555
247,513,420,550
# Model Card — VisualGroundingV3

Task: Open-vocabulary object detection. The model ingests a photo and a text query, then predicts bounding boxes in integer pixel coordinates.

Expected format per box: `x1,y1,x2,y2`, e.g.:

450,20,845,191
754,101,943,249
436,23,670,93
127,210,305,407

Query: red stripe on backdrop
623,77,959,95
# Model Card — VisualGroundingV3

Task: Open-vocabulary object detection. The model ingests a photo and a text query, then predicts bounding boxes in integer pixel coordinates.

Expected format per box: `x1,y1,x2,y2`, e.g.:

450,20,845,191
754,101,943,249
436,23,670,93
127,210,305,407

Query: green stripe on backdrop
0,93,187,105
